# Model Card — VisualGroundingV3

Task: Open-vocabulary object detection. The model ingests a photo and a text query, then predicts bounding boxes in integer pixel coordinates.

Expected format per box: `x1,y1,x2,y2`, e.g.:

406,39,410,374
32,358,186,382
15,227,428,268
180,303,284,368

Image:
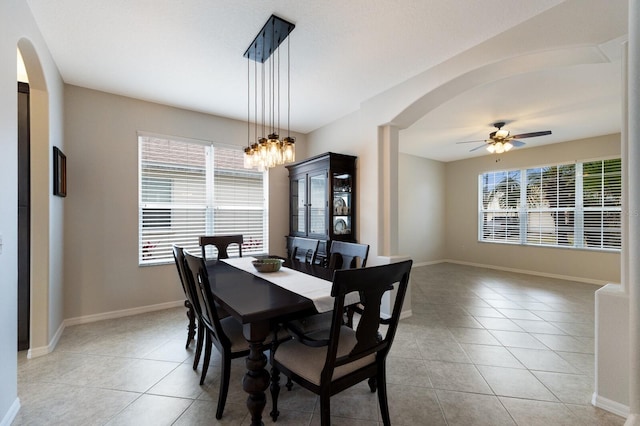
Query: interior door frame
17,81,30,351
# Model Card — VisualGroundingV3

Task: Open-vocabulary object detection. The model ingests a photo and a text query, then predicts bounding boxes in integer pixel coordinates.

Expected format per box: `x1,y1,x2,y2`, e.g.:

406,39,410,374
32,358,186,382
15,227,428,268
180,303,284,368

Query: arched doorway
17,39,51,357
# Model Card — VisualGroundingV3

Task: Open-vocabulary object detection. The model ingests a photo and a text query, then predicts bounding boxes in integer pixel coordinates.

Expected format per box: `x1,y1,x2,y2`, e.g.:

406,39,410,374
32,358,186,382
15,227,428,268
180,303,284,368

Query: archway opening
17,48,30,351
17,39,50,358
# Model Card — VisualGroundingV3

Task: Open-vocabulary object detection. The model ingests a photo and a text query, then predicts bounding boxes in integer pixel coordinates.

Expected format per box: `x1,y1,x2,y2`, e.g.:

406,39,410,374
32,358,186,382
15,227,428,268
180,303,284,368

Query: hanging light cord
277,41,281,137
247,56,250,148
254,56,257,144
261,61,265,139
287,36,291,139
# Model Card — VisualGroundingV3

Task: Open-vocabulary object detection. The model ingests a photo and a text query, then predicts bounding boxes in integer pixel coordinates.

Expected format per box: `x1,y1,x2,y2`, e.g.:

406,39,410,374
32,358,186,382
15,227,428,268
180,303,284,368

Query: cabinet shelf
286,152,357,261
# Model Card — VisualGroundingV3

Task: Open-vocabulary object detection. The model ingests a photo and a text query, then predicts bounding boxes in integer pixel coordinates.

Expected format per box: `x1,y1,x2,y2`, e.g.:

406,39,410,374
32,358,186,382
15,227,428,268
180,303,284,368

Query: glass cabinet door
309,172,327,235
287,152,357,246
332,172,352,237
291,177,306,234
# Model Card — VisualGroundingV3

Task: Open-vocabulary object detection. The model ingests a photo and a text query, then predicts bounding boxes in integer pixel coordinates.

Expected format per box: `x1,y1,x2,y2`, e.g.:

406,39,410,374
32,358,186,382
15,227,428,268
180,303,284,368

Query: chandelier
243,15,296,170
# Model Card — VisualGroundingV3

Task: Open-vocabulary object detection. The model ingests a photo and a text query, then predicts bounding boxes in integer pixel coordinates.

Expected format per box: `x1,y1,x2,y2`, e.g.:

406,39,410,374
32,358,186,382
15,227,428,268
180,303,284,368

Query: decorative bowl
252,258,284,273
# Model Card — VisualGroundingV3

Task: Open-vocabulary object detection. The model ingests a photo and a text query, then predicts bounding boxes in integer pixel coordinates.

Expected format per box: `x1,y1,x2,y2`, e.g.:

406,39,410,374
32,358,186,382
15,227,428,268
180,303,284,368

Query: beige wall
444,133,621,283
1,0,65,419
306,111,389,262
63,85,305,319
306,112,405,265
306,116,621,285
399,153,446,264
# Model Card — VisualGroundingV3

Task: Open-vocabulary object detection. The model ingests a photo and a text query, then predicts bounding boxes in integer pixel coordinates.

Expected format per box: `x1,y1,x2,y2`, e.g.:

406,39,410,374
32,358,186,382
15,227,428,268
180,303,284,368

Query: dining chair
270,259,413,425
289,237,320,264
182,250,250,419
200,234,243,260
328,241,369,269
328,241,371,328
172,245,198,350
279,241,371,392
285,241,370,337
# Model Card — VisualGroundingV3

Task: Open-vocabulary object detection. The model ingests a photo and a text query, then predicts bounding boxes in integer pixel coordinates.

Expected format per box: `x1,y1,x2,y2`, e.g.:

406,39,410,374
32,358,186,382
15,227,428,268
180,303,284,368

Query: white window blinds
139,134,267,265
582,159,622,249
525,164,576,246
479,158,621,251
479,170,522,243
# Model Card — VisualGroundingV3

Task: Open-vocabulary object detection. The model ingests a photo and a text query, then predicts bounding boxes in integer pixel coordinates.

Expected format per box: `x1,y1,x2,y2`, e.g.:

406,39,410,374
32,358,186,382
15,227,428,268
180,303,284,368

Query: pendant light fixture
243,15,295,170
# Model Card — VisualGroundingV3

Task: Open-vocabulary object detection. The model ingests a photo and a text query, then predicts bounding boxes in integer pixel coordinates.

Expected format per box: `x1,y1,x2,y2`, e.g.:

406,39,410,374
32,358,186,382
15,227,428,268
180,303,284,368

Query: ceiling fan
457,122,552,153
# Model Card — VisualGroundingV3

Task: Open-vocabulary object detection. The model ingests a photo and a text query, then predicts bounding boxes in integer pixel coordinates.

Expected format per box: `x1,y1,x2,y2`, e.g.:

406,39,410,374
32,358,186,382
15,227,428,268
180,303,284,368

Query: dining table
204,256,336,426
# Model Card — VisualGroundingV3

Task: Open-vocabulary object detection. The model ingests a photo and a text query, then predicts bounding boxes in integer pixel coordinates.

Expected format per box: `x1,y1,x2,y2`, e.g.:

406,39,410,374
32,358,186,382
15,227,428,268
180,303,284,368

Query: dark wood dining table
205,257,334,426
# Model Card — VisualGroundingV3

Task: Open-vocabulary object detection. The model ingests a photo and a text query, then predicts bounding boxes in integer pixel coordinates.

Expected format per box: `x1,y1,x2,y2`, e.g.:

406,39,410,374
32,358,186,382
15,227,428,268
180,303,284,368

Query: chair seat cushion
286,311,332,335
220,317,250,352
274,325,375,386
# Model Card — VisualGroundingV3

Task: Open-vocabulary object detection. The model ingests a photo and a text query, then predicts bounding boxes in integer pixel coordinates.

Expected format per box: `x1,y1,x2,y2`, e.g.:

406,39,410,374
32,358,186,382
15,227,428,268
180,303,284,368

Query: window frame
478,156,621,252
138,132,269,265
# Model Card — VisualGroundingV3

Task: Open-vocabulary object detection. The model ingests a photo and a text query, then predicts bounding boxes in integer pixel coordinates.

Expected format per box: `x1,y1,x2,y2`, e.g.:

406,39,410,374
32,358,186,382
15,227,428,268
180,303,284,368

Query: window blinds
479,159,621,251
139,135,267,265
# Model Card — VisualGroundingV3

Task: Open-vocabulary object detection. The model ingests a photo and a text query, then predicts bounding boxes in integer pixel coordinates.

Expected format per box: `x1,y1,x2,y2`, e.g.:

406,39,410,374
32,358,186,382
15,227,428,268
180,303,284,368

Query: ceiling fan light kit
487,141,513,154
493,128,510,139
456,121,551,154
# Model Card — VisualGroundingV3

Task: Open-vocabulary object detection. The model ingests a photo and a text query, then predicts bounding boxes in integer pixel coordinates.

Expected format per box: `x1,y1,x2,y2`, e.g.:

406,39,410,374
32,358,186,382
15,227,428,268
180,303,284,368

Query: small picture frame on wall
53,146,67,197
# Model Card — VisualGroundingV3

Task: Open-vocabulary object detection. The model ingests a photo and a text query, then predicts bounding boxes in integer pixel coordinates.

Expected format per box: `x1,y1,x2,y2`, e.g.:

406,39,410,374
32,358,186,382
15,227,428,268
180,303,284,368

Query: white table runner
221,257,357,313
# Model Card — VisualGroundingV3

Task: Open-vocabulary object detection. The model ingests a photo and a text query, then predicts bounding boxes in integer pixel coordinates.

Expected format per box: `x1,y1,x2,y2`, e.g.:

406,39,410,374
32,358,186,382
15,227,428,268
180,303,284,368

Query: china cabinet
285,152,357,262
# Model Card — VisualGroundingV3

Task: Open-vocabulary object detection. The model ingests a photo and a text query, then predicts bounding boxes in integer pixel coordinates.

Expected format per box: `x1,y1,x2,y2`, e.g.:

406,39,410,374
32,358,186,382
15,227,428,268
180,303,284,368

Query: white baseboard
626,413,640,425
28,319,67,358
409,258,608,285
0,397,20,426
400,309,412,320
411,260,446,268
27,300,185,358
27,345,51,359
64,300,184,327
592,392,629,418
443,259,607,286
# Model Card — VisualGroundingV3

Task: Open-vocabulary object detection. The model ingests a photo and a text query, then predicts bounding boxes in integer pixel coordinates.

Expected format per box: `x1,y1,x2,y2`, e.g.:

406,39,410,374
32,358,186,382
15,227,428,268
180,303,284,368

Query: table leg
242,326,270,426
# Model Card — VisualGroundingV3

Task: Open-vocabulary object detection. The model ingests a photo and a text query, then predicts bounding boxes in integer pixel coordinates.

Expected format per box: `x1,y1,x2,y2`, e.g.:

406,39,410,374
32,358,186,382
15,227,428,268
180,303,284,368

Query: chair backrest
182,250,231,347
199,235,243,260
328,241,369,269
290,237,320,264
321,260,412,382
172,245,197,310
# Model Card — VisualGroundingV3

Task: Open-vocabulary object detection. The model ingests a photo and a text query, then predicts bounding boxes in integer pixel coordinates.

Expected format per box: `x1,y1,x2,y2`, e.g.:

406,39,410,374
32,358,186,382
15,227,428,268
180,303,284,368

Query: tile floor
13,263,625,425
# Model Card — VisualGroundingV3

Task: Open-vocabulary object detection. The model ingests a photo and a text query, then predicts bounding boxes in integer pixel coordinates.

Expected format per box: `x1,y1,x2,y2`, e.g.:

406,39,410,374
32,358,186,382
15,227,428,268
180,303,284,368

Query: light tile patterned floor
13,263,625,425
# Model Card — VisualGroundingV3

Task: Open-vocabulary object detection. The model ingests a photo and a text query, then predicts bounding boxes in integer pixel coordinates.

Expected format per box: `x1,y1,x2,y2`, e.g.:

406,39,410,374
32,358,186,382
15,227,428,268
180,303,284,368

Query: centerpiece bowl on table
252,258,284,273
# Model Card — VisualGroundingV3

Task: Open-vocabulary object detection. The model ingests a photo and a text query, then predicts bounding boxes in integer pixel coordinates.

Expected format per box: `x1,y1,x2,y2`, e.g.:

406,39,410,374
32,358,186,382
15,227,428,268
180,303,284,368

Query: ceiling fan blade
469,143,488,152
511,139,526,147
510,130,551,139
456,139,486,144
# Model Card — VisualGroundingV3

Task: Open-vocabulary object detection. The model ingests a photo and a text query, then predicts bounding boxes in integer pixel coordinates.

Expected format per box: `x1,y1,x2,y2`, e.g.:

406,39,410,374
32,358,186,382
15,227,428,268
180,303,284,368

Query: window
479,158,621,250
139,134,268,265
141,176,171,228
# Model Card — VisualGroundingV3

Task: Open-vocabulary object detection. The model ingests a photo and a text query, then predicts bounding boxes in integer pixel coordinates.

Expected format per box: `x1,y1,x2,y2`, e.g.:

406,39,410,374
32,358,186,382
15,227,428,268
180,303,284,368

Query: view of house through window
138,134,268,265
479,158,621,250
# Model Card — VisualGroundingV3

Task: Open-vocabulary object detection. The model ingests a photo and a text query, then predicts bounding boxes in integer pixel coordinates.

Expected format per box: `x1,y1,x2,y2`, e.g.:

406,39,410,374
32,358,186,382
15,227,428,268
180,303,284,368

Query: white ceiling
25,0,628,162
401,61,623,161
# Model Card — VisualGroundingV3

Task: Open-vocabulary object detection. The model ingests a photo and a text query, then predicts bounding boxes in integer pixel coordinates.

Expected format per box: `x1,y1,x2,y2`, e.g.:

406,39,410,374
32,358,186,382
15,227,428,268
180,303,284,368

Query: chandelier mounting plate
244,15,295,63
